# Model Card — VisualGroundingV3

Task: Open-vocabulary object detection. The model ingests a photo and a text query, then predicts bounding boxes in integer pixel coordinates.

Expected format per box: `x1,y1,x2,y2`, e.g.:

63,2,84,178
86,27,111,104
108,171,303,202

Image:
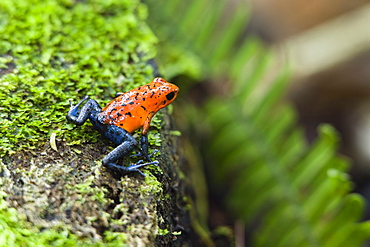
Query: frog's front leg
67,96,102,125
131,134,159,162
140,134,150,161
133,115,158,161
102,126,158,176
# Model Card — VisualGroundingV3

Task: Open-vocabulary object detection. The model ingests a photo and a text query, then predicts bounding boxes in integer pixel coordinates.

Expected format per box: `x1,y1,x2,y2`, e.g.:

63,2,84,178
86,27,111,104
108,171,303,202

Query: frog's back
98,78,179,133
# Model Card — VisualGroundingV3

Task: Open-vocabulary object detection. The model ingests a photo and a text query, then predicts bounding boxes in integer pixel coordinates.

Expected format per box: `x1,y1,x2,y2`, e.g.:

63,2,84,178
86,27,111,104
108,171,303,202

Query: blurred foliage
146,0,370,246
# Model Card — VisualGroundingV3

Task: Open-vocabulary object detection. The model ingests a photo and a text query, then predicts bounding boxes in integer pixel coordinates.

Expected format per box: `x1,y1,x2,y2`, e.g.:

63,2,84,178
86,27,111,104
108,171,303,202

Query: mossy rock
0,0,191,246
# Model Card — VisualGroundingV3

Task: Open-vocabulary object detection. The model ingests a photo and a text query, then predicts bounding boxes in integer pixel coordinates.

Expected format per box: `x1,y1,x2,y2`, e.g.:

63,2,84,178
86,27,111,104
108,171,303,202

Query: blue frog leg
67,96,102,125
98,125,158,176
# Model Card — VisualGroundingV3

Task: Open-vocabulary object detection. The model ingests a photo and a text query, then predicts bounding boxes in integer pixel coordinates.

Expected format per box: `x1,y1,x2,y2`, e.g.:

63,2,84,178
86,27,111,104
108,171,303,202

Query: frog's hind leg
67,96,102,125
101,127,158,177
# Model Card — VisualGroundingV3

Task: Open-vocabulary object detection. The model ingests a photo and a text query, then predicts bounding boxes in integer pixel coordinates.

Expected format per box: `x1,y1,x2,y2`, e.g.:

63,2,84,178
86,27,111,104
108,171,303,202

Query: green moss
0,0,160,157
0,0,169,245
143,171,163,194
157,228,170,236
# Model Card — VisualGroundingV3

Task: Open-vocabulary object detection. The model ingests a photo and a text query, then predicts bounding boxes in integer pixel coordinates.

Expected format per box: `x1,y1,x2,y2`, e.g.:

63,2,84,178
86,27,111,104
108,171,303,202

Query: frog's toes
104,160,159,177
130,149,159,161
148,149,159,158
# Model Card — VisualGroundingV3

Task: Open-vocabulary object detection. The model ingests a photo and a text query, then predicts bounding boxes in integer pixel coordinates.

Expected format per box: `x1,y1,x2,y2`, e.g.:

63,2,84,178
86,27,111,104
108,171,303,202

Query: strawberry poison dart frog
67,77,179,176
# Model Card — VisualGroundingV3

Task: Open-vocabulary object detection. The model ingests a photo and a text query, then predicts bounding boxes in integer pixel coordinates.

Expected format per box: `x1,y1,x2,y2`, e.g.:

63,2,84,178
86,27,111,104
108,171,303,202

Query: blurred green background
145,0,370,246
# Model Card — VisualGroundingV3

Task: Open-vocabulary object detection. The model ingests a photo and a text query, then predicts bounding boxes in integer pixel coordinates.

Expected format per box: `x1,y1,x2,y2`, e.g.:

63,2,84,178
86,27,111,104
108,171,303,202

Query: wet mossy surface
0,0,191,246
1,120,187,246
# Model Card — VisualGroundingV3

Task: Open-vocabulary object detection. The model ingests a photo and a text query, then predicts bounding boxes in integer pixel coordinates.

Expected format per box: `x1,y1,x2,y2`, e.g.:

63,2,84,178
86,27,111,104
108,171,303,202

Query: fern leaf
205,63,370,245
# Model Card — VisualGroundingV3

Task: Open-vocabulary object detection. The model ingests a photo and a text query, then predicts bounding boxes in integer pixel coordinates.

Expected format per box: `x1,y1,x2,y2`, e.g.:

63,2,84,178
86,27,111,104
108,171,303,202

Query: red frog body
67,77,179,176
99,78,178,134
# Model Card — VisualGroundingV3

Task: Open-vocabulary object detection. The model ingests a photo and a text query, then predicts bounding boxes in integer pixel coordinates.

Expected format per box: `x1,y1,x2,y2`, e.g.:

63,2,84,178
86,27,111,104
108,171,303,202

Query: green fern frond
203,39,370,245
204,52,370,245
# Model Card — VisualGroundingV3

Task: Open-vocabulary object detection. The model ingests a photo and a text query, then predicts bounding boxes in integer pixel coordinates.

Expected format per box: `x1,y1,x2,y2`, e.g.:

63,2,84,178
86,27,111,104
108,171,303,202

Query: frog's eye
166,92,175,101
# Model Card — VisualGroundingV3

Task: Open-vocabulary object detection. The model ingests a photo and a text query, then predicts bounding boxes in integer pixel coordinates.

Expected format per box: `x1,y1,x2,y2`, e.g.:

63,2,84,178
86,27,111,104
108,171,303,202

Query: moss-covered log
0,0,195,246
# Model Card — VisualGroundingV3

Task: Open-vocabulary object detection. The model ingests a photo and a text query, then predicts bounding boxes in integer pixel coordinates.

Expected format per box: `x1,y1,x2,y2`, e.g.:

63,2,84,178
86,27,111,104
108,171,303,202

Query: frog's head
150,77,180,109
